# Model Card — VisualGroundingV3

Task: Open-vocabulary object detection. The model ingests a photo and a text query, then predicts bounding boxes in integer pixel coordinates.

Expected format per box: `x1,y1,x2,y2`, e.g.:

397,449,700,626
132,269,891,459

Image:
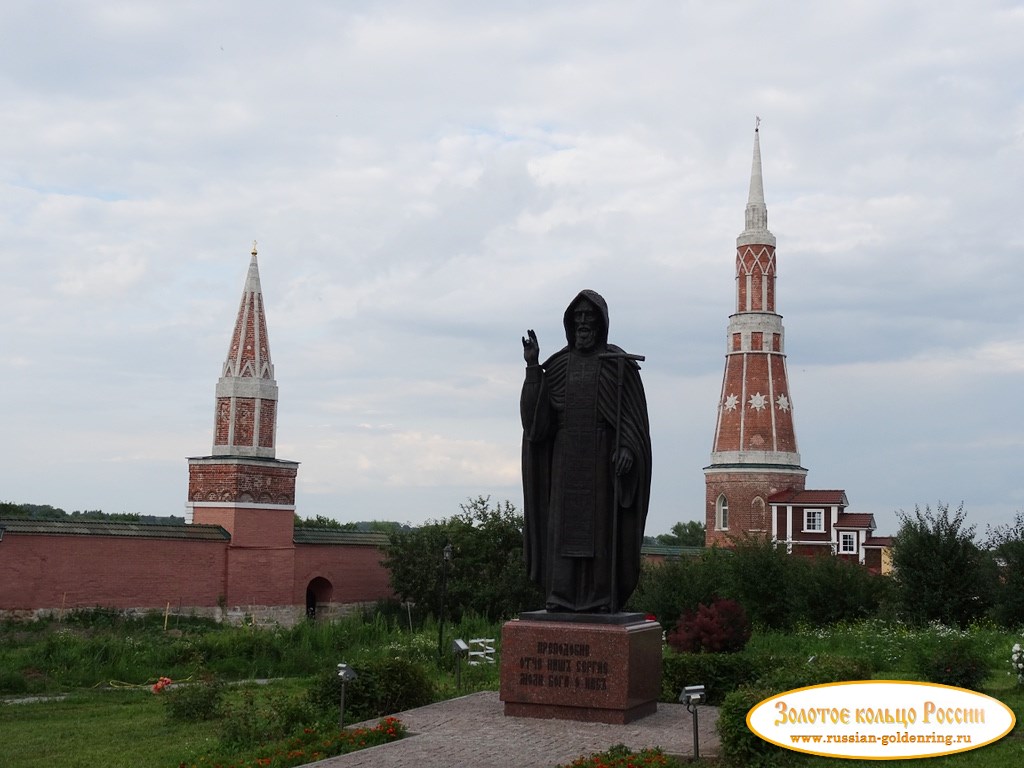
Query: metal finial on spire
251,240,258,257
755,116,761,132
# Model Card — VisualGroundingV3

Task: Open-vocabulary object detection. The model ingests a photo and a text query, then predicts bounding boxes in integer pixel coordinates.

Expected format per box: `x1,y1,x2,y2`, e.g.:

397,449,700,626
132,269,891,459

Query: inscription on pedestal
517,642,610,691
500,618,662,724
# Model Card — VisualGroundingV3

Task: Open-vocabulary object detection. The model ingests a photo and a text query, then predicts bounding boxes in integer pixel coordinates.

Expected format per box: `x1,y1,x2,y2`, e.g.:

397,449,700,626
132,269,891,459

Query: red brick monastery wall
0,534,227,612
0,529,395,622
293,545,392,605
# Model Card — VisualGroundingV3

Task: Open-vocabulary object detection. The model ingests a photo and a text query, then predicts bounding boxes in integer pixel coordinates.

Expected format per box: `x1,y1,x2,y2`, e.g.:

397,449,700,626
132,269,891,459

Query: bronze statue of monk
521,290,652,613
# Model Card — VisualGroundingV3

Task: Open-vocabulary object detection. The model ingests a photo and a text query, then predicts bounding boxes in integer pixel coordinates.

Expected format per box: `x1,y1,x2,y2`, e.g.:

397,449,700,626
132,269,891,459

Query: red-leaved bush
666,598,752,653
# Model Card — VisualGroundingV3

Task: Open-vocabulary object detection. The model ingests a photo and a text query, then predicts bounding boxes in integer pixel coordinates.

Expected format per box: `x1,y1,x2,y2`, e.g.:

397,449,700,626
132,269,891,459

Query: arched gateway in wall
305,576,333,619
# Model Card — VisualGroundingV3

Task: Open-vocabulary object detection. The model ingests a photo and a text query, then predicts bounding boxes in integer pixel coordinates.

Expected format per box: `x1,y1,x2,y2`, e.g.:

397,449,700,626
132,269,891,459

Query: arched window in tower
752,496,766,531
716,495,729,531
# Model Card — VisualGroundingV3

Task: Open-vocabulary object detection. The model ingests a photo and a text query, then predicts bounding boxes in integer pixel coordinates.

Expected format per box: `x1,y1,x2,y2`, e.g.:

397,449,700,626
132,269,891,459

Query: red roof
835,513,876,530
767,489,848,506
863,536,894,548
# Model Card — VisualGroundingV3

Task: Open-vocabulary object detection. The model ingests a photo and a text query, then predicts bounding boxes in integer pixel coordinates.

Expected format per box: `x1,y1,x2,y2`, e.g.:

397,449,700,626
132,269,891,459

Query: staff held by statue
599,349,645,614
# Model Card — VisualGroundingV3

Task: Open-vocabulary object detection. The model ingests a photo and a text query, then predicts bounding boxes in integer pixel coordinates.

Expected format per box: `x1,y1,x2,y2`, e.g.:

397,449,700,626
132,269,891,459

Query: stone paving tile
310,691,719,768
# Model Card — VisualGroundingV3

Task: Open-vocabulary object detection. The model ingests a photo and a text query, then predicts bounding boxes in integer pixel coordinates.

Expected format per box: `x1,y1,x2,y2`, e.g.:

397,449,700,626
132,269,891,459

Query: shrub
663,649,872,712
757,653,873,691
0,669,29,695
182,717,407,768
631,542,887,630
163,674,225,722
354,656,436,717
220,685,315,748
383,496,543,622
627,549,730,629
558,743,687,767
725,537,798,630
718,685,795,768
986,513,1024,627
307,656,436,723
661,651,758,705
890,503,997,628
667,598,751,653
790,555,888,626
913,636,989,690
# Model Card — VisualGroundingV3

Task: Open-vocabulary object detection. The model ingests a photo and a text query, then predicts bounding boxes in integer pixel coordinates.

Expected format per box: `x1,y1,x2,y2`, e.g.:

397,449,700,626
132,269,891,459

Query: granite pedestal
499,612,662,724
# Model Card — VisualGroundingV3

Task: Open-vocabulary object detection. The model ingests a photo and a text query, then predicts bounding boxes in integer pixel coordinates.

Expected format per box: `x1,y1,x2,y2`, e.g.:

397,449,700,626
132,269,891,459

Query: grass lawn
2,615,1021,767
1,689,222,768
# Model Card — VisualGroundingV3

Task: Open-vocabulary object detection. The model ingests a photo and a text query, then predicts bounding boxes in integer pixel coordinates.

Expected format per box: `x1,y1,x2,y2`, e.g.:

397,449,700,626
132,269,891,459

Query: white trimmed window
804,509,824,532
716,495,729,530
839,532,856,554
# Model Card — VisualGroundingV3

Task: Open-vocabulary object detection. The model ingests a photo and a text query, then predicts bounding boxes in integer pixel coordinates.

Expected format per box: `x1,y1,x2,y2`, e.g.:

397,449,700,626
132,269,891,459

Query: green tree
382,496,543,622
724,535,800,630
364,520,405,533
790,552,888,626
890,503,997,627
627,548,730,629
985,511,1024,627
655,520,706,547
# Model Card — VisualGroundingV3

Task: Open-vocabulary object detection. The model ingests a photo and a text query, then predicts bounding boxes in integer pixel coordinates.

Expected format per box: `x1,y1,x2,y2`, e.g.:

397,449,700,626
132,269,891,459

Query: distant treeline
292,514,411,532
0,502,407,531
0,502,184,525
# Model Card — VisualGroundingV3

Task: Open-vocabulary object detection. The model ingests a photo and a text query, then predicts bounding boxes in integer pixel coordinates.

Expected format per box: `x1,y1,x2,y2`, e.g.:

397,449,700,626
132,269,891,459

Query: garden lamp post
680,684,707,760
452,638,470,689
436,541,453,658
337,663,358,729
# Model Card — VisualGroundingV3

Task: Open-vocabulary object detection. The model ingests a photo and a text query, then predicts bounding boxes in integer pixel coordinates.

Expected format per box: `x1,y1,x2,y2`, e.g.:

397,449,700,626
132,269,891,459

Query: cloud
55,246,149,297
1,1,1022,539
293,428,519,492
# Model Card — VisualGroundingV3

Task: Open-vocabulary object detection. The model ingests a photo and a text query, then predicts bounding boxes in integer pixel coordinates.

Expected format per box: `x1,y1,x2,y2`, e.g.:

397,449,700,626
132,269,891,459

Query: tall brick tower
704,126,807,546
187,244,298,611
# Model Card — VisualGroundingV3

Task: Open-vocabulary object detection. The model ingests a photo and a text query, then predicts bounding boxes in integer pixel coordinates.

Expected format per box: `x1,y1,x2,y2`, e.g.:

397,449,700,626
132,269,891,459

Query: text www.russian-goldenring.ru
790,732,972,747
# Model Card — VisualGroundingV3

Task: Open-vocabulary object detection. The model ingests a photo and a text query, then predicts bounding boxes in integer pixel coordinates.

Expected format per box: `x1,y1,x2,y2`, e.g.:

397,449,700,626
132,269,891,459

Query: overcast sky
2,1,1022,538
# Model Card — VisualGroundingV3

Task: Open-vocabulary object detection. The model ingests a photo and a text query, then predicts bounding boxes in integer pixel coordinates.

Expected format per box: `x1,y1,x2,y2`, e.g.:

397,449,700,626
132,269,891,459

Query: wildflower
1011,642,1024,685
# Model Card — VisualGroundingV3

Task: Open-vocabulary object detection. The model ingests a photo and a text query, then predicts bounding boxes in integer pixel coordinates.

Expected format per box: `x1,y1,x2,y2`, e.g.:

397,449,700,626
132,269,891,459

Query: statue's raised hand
522,329,540,366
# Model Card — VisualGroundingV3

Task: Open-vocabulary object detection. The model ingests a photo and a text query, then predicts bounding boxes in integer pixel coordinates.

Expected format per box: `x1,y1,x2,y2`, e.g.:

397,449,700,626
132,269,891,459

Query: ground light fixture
452,638,470,689
337,663,358,728
680,684,707,760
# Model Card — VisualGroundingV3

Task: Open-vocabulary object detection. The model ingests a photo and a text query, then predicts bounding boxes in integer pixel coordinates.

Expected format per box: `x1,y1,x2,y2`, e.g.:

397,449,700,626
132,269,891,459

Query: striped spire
704,125,806,545
212,243,279,457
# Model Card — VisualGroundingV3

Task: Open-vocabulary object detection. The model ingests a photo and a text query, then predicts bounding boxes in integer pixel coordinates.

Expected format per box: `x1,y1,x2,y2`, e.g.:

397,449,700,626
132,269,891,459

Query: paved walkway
310,691,719,768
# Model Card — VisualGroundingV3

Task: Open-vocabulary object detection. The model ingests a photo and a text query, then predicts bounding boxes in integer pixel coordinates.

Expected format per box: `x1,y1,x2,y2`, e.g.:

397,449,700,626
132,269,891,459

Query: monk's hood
562,289,609,350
